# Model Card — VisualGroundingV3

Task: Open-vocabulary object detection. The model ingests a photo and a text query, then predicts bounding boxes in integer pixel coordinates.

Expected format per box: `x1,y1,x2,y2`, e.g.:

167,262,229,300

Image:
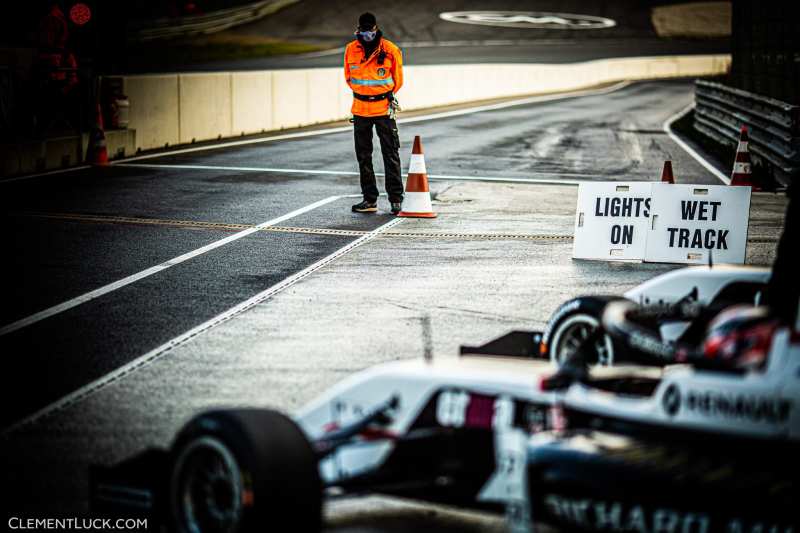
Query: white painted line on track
115,162,592,185
116,127,350,163
2,81,631,182
117,163,354,176
0,165,91,183
0,195,342,338
663,104,730,185
2,216,404,435
429,174,582,186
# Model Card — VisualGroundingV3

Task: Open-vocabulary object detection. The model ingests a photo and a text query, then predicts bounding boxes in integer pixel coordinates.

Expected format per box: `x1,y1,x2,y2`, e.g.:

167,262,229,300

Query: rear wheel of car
170,409,321,533
544,296,624,366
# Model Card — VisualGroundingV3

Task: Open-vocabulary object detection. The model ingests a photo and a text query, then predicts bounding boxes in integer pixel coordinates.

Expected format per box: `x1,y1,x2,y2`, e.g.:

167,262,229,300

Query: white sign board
573,182,653,260
644,183,751,264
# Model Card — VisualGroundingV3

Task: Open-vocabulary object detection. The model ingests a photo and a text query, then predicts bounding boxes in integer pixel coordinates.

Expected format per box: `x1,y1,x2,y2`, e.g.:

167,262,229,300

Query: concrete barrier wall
123,54,731,152
124,75,180,149
179,73,232,143
232,71,272,135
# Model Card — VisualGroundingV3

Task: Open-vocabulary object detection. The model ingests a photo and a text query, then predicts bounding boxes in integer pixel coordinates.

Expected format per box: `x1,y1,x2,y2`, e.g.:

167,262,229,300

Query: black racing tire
169,409,322,533
542,296,626,366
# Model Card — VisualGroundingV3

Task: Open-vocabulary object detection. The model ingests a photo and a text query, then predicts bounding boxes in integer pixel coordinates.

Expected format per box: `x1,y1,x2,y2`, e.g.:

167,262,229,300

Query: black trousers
353,115,404,203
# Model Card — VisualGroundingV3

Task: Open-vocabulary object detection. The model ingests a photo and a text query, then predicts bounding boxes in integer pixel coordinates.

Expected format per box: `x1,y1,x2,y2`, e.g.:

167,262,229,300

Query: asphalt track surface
0,79,763,526
168,0,728,71
191,37,728,71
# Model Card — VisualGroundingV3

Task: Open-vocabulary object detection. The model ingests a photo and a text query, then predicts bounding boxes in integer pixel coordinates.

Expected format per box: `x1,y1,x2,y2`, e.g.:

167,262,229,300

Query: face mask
357,30,377,42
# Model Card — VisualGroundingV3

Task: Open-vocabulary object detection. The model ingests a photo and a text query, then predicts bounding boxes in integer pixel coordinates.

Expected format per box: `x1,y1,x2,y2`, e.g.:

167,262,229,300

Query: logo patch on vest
377,68,386,77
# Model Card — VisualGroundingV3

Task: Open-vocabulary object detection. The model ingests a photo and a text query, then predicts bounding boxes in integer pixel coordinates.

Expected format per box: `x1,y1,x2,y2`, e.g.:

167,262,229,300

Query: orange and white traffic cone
86,103,109,166
660,160,675,184
730,125,758,190
398,136,437,218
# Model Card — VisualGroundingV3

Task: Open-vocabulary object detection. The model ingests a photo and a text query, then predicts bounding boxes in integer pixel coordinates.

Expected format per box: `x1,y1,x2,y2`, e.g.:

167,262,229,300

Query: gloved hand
389,98,401,120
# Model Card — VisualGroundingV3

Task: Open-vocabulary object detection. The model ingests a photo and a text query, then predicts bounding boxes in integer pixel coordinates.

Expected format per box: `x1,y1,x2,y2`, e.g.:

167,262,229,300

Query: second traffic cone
730,125,758,190
86,103,109,166
660,160,675,184
398,136,436,218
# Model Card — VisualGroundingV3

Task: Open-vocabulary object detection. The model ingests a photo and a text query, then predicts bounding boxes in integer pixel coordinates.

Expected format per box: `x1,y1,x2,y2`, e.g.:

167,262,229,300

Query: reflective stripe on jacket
344,38,403,117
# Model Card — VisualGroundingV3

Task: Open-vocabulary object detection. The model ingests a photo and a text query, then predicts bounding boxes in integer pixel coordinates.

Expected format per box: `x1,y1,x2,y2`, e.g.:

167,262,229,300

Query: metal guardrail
694,79,799,184
130,0,300,41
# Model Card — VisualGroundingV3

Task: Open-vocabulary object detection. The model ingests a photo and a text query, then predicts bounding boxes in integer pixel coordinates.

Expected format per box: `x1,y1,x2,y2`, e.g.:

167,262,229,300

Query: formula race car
90,344,567,531
89,265,783,533
464,264,770,366
520,298,799,532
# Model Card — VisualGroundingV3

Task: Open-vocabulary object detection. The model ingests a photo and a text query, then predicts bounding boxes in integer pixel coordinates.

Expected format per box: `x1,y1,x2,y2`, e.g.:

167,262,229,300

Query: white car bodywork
624,265,770,306
625,265,771,343
564,327,800,440
297,356,559,485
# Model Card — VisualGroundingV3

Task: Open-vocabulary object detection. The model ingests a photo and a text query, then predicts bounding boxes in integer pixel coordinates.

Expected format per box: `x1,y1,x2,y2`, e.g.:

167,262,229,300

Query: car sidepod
294,357,560,506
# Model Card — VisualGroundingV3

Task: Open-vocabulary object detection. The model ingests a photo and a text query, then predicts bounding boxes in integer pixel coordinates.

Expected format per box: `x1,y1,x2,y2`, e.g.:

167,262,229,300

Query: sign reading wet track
646,184,751,265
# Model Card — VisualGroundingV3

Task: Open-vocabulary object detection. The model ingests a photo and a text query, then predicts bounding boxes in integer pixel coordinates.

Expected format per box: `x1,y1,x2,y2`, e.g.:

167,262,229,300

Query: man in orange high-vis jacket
345,12,405,214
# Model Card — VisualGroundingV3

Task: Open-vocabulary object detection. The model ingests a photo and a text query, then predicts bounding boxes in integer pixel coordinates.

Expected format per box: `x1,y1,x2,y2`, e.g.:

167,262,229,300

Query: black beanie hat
358,12,377,29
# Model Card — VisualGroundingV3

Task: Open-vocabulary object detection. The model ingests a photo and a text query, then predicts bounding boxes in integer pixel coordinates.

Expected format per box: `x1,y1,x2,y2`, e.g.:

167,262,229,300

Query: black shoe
390,202,402,214
352,200,377,213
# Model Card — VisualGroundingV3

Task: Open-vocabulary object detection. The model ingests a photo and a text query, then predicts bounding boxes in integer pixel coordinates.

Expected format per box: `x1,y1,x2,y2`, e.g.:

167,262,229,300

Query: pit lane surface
0,80,784,529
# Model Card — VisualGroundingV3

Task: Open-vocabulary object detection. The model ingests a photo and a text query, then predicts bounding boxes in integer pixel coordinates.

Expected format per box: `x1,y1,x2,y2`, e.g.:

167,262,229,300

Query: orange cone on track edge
660,160,675,184
398,136,437,218
730,125,758,190
86,103,109,166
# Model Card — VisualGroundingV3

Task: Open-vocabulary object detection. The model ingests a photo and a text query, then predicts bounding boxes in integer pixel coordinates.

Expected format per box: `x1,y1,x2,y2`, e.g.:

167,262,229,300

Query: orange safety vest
344,38,403,118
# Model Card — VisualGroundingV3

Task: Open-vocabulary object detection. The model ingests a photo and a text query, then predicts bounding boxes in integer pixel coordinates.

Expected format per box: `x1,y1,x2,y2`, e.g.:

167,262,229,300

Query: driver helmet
703,305,779,370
